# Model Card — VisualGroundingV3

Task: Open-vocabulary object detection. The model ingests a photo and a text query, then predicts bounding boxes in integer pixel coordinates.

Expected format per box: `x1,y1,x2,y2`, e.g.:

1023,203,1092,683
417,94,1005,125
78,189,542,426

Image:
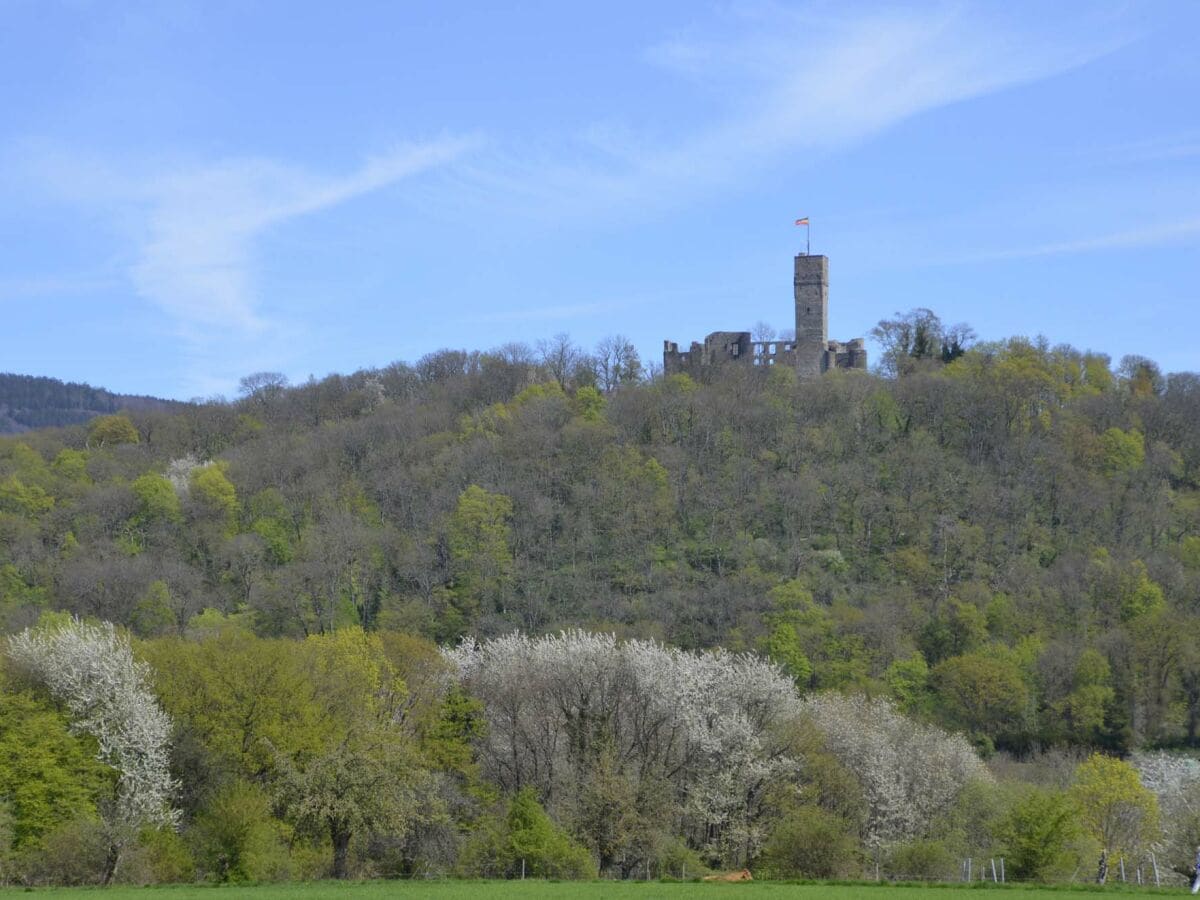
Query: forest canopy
1,320,1199,884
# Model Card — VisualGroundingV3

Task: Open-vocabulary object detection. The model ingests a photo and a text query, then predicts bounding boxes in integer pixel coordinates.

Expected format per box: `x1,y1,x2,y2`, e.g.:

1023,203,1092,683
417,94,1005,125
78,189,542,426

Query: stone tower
793,254,828,377
662,251,866,378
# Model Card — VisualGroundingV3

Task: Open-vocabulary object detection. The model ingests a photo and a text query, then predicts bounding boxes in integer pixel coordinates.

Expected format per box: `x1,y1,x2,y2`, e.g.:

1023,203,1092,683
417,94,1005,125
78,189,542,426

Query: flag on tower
794,217,809,226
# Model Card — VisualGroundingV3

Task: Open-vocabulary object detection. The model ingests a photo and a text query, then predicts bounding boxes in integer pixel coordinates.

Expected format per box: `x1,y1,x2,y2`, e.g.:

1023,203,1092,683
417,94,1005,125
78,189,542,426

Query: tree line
0,618,1185,885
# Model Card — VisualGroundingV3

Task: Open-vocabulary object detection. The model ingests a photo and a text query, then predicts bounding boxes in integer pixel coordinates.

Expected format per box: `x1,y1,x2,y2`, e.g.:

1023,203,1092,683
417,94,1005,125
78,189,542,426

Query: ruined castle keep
663,254,867,378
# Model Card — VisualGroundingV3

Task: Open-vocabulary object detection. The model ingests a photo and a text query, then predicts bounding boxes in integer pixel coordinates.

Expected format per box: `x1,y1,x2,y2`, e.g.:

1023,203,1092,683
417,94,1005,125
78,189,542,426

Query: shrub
458,788,595,879
994,786,1080,881
885,839,955,881
758,804,860,879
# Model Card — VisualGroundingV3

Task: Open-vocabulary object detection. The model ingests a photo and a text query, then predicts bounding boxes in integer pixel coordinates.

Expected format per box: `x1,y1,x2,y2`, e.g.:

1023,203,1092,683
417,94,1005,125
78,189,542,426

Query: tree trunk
331,824,352,879
101,843,121,886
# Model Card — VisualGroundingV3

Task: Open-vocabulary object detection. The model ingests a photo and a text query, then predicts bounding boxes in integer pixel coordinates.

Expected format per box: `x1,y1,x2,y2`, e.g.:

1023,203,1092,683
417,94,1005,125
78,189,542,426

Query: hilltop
0,372,183,434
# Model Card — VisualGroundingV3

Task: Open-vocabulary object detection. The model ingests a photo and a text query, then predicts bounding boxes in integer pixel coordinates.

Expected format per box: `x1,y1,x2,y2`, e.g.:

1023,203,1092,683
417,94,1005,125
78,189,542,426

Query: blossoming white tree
6,617,179,882
800,692,987,850
445,630,802,866
446,631,989,871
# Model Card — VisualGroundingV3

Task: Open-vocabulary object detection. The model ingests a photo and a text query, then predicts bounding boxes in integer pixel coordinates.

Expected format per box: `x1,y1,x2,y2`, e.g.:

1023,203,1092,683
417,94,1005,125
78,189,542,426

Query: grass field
0,881,1174,899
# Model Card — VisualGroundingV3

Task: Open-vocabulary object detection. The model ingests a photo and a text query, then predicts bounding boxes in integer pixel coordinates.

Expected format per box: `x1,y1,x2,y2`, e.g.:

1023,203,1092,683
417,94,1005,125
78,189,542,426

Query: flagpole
806,221,811,256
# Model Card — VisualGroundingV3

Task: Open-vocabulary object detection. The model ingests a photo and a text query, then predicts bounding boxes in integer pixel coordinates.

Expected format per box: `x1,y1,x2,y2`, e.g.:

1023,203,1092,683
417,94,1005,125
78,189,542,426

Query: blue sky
1,1,1197,399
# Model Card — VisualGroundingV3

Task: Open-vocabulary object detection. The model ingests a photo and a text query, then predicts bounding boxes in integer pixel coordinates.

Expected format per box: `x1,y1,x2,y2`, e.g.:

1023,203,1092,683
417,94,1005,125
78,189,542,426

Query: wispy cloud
956,216,1200,263
11,138,473,395
441,5,1126,223
131,140,472,335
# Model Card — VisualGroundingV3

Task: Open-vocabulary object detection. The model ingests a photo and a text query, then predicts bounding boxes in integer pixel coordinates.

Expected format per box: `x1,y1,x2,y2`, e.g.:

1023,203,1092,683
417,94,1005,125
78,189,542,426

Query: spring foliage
6,618,178,833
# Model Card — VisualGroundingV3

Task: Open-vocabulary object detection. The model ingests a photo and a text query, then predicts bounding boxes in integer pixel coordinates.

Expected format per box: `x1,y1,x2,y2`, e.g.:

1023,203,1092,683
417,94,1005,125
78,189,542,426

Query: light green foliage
282,629,423,878
189,462,240,528
1070,753,1160,854
51,449,90,483
1180,535,1200,569
278,734,424,883
1117,561,1165,622
421,682,487,780
1054,649,1115,745
764,622,813,686
252,517,295,564
0,684,110,850
930,651,1030,742
190,780,287,882
446,485,514,623
131,473,182,527
763,581,869,690
0,883,1165,898
884,652,929,714
303,626,405,726
459,787,595,880
1100,427,1145,474
0,444,55,516
0,475,54,515
3,316,1200,887
126,826,195,885
512,382,565,408
88,414,139,446
994,786,1081,881
245,488,296,564
140,631,327,780
572,385,605,421
1083,354,1115,393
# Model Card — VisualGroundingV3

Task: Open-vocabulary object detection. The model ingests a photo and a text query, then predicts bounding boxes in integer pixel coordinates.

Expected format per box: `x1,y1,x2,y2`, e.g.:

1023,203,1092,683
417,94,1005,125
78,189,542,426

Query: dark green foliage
0,373,181,435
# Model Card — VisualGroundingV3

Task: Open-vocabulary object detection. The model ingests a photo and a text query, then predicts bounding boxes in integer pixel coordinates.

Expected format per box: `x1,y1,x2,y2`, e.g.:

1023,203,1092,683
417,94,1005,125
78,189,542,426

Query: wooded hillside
2,334,1198,757
0,373,181,434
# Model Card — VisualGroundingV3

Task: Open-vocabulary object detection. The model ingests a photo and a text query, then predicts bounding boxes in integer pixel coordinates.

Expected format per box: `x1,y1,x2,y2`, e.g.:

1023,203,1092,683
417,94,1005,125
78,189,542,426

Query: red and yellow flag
794,217,809,226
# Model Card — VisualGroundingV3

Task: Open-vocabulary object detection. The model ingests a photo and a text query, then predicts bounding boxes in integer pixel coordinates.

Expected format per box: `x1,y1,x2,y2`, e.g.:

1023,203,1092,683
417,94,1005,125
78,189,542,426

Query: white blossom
446,630,801,861
7,618,179,831
800,692,987,848
165,454,206,496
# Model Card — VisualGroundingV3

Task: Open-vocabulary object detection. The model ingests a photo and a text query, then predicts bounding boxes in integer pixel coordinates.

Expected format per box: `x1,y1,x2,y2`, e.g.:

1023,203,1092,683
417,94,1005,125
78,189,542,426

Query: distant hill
0,372,183,434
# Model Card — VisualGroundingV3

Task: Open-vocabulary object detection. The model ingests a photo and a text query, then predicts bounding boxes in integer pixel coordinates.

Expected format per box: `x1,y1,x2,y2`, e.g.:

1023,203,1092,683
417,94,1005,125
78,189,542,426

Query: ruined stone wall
663,254,866,379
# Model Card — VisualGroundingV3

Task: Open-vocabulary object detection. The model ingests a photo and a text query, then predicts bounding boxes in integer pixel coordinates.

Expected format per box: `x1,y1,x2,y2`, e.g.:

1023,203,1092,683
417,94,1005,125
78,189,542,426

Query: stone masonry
663,254,867,378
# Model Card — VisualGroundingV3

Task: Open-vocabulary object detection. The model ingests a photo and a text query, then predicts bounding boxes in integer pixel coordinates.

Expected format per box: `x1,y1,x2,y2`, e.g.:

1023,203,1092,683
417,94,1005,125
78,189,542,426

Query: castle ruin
663,254,866,378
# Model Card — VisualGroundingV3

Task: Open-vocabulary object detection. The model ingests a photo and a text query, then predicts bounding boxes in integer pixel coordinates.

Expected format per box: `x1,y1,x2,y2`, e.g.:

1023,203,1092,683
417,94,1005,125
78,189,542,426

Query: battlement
664,255,867,378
